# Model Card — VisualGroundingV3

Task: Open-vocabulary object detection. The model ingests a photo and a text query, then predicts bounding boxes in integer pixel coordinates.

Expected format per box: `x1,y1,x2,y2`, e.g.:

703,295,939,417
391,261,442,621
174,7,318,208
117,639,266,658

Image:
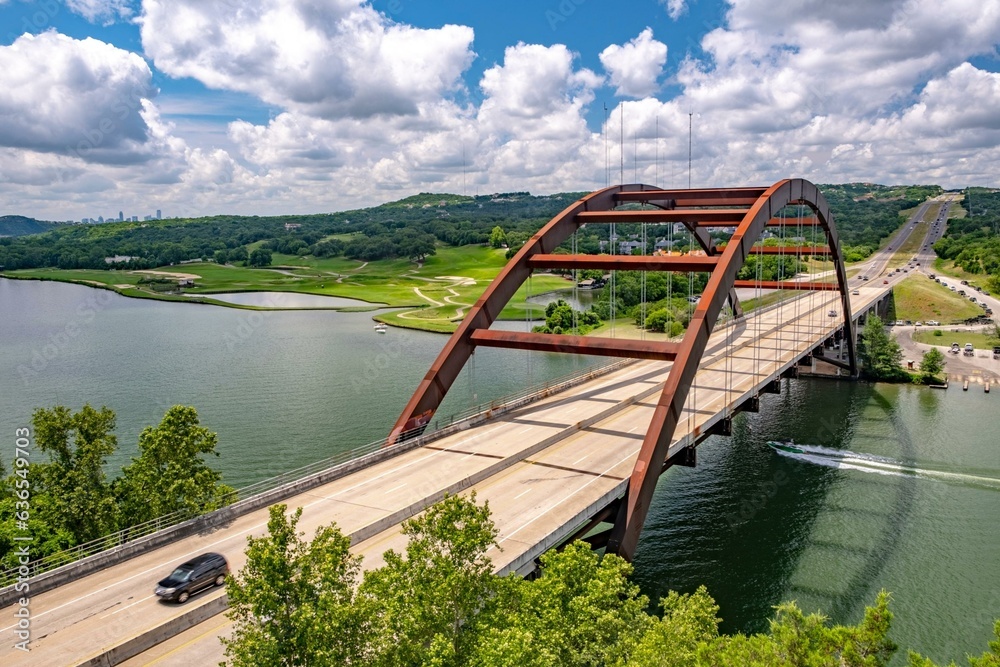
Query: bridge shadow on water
631,377,920,635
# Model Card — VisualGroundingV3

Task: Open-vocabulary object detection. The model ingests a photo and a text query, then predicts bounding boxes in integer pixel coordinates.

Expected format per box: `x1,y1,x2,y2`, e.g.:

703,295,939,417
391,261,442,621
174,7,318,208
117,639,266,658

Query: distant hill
0,215,59,237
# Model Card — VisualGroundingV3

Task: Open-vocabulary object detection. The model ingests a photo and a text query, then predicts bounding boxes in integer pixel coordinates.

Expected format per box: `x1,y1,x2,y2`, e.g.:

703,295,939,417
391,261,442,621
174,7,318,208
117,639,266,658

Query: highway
0,197,951,666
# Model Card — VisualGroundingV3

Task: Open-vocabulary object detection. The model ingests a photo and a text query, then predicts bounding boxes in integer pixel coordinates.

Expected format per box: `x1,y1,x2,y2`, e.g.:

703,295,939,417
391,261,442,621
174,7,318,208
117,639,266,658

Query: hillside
0,215,59,237
0,185,932,272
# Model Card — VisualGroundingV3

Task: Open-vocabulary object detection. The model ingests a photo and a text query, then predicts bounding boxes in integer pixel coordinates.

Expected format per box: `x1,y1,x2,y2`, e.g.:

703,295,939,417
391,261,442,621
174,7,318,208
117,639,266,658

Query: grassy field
890,274,983,323
887,202,938,269
912,328,999,350
4,244,575,333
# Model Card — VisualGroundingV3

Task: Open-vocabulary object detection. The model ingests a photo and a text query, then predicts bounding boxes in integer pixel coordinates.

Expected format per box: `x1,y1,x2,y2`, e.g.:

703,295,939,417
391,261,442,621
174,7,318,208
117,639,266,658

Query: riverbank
0,244,572,333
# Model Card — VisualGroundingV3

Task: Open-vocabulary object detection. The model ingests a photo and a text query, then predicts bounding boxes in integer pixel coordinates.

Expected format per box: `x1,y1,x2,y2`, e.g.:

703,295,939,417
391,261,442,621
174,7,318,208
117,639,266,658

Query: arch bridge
392,178,859,559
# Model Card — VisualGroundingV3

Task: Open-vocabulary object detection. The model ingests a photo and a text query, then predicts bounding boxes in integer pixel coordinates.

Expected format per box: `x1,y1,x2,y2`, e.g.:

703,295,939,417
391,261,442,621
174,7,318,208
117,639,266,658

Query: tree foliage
918,347,946,382
860,316,907,381
0,404,231,570
117,405,235,524
220,495,998,667
223,504,360,667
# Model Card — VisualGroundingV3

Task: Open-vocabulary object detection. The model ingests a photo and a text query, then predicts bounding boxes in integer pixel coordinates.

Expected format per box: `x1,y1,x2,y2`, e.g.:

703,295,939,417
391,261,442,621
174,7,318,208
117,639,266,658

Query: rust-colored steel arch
389,179,857,557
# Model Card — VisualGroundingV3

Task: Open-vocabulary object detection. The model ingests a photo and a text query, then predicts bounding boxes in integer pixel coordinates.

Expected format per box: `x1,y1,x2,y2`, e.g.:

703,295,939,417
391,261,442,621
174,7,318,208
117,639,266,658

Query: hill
0,185,933,272
0,215,59,237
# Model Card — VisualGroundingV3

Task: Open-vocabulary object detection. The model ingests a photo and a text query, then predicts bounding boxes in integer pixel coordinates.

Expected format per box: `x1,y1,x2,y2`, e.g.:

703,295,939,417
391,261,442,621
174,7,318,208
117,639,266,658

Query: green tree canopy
117,405,234,524
860,315,906,381
249,246,273,267
223,504,361,667
918,347,946,381
489,225,507,248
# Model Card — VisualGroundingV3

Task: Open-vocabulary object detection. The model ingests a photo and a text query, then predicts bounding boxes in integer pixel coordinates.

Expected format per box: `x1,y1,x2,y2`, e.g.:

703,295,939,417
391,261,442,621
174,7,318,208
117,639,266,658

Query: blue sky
1,0,999,220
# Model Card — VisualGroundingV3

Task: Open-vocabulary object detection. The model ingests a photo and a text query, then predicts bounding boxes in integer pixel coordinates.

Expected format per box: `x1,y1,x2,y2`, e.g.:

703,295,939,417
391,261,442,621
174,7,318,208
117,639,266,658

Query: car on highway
828,309,837,317
852,289,860,295
155,552,229,603
883,279,889,284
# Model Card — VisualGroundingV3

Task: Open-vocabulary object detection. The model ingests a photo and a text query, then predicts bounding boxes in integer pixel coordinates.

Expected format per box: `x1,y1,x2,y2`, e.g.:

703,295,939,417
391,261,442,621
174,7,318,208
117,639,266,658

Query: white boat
374,322,388,333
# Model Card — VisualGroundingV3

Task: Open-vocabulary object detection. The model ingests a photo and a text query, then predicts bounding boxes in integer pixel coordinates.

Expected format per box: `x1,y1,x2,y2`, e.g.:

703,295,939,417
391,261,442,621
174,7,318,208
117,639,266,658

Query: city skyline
0,0,999,221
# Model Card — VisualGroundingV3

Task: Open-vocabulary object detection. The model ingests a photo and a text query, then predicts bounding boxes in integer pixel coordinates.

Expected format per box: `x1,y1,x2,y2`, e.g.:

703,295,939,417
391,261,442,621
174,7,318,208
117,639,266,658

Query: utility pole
604,103,609,188
620,103,624,186
688,112,693,189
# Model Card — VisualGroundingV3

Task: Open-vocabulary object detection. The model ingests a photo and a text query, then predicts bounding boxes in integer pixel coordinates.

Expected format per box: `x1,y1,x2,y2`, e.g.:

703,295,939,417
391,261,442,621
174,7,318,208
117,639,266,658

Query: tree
355,493,498,666
28,405,119,545
248,247,272,267
223,504,361,667
645,308,672,333
468,542,652,667
116,406,235,525
860,316,905,380
918,347,946,382
489,225,507,248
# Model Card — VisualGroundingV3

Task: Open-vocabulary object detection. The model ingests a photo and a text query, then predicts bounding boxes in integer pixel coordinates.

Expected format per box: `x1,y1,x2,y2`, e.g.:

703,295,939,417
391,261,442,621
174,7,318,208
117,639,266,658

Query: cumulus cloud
66,0,135,24
662,0,688,20
0,32,159,164
138,0,475,120
599,28,667,98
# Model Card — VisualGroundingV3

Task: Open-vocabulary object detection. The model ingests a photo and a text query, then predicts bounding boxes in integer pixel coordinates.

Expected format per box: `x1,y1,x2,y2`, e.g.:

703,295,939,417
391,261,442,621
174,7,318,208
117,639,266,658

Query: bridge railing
0,358,632,589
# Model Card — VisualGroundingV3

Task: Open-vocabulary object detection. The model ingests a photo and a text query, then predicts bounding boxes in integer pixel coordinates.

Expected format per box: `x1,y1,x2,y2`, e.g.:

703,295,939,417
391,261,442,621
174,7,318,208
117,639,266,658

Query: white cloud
0,32,158,164
138,0,475,120
662,0,688,20
599,28,667,98
66,0,135,24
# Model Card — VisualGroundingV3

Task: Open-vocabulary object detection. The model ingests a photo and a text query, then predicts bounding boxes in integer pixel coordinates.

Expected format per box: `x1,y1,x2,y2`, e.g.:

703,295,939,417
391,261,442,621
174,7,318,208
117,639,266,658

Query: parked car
155,552,229,603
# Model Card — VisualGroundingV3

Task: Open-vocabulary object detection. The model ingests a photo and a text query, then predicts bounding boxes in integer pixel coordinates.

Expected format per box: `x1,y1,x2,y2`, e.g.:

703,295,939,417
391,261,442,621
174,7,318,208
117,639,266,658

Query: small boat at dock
374,322,388,333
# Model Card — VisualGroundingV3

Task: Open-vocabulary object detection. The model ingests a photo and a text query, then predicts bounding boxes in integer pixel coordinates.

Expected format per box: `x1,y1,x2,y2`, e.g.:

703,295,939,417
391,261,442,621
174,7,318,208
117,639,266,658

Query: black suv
155,552,228,603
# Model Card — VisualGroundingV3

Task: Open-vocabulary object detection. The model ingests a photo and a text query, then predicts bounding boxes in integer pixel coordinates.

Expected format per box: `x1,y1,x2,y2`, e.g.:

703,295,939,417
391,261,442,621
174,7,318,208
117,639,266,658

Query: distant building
284,223,302,231
104,255,139,264
98,216,104,223
156,209,162,219
618,240,644,255
118,211,124,221
178,278,194,287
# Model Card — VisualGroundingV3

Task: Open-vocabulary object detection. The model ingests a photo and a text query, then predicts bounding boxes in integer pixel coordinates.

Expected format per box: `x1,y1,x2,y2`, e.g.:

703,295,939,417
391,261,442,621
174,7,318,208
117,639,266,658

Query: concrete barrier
75,594,228,667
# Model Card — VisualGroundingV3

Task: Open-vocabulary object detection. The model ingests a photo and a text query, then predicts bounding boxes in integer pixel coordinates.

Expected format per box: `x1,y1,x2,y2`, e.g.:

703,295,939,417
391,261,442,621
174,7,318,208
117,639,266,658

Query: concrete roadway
3,214,927,666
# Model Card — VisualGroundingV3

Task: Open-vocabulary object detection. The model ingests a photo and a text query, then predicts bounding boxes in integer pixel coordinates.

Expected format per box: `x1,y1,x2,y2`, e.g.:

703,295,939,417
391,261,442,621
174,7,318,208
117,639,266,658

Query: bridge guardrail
0,358,632,595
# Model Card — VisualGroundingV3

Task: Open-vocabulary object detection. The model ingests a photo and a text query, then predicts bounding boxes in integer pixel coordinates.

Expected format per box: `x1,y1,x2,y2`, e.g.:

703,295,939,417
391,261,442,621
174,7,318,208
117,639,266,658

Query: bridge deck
0,286,888,667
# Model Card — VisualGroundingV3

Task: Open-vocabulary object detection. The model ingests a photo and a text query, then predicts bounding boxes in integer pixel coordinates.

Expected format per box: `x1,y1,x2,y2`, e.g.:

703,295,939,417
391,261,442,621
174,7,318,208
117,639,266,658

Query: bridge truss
390,178,857,560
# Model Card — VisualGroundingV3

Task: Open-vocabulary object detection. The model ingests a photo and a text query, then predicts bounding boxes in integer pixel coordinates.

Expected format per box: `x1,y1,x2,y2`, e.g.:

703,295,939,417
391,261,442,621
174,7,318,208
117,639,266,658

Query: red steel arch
390,179,857,559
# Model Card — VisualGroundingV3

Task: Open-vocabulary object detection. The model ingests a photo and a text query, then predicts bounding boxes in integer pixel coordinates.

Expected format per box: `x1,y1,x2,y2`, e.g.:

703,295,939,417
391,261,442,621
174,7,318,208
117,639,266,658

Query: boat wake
770,443,1000,490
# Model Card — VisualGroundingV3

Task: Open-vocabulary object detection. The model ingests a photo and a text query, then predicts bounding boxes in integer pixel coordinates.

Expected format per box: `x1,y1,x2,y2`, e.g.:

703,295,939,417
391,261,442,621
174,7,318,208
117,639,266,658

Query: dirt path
399,275,476,321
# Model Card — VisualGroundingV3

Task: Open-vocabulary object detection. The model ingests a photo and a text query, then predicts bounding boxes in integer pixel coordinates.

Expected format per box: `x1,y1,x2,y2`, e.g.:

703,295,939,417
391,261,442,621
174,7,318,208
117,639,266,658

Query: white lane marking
384,482,408,494
500,449,641,544
513,488,532,500
106,594,156,617
571,454,589,465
